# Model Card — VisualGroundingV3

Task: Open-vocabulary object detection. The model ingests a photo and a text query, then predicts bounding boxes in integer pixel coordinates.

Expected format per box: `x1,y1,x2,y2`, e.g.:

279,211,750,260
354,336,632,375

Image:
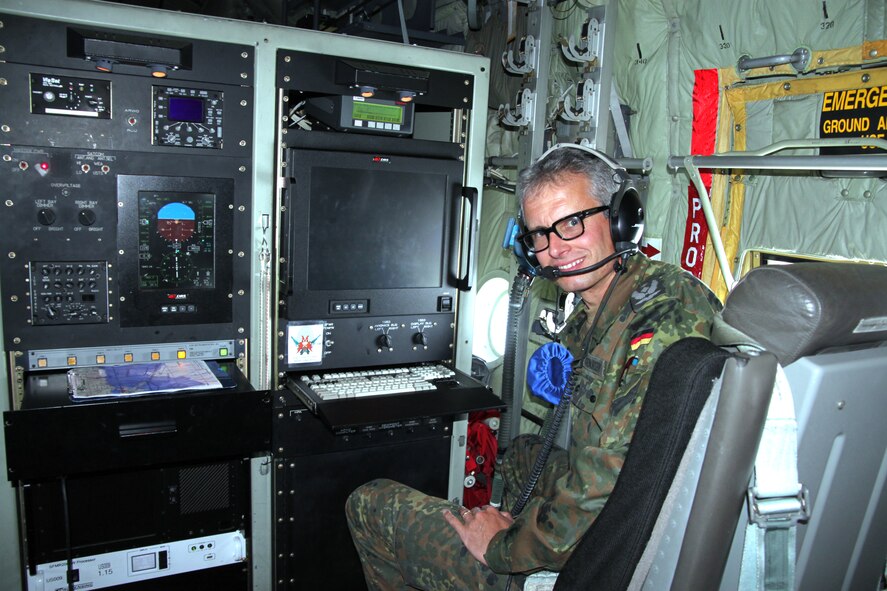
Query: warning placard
820,86,887,154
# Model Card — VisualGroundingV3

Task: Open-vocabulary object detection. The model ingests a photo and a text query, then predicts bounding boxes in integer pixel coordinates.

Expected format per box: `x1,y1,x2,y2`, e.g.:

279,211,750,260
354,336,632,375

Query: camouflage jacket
484,255,722,573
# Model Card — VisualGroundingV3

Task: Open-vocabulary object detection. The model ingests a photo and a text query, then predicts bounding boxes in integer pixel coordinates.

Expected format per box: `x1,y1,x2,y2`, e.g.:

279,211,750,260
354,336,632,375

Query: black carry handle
118,419,177,438
457,186,479,291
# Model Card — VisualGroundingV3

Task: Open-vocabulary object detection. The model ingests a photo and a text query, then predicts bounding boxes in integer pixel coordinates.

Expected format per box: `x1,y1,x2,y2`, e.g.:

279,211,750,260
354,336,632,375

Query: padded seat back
715,262,887,591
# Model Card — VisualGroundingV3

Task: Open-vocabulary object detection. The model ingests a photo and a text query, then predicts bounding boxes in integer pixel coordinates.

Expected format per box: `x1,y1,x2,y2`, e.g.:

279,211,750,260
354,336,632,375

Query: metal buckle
746,486,810,528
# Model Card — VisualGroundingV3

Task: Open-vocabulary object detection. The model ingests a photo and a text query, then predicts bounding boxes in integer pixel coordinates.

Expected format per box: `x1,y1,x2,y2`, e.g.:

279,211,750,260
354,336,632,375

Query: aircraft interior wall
473,0,887,402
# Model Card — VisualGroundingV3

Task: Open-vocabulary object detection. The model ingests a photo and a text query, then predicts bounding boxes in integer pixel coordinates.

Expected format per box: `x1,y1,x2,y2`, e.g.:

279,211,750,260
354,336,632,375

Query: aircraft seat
525,261,887,591
524,335,777,589
715,262,887,591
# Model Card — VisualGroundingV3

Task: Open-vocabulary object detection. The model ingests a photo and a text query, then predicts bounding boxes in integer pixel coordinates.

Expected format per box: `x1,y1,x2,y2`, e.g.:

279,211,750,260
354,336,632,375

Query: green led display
352,101,404,124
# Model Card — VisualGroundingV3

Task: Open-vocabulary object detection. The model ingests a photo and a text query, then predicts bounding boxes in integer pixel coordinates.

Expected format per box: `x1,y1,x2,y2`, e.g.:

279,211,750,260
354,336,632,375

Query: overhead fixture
149,64,168,78
94,58,115,73
397,91,416,103
359,85,376,98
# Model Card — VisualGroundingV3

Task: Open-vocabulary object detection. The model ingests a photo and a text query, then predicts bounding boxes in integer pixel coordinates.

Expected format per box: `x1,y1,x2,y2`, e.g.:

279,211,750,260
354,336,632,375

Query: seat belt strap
738,365,808,591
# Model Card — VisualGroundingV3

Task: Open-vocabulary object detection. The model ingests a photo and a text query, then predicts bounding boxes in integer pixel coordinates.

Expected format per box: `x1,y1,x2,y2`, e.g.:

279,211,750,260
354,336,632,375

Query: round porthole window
472,277,510,364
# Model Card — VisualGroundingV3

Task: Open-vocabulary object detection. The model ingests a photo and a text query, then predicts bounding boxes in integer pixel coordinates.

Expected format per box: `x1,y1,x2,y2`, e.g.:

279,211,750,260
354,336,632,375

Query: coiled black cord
490,269,534,508
510,370,576,517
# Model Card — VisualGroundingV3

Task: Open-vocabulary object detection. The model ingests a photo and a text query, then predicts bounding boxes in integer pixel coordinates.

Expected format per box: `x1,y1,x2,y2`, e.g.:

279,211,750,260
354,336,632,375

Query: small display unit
153,86,224,149
304,95,415,136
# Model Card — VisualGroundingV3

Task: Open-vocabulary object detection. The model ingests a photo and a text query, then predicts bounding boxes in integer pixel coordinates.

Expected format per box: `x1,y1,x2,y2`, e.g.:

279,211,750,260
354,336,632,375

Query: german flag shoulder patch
630,330,654,351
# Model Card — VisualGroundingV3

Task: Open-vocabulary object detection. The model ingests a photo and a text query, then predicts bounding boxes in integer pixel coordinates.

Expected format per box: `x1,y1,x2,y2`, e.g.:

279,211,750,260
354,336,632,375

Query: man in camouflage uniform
346,145,721,590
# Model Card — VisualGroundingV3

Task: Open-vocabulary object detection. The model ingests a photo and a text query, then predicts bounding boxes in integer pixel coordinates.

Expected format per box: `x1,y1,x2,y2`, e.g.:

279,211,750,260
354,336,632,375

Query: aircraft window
472,277,510,364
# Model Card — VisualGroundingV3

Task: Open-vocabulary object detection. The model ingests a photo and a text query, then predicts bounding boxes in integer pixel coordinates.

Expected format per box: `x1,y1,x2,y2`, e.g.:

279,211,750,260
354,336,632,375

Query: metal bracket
747,486,810,528
561,17,601,64
502,35,537,75
560,80,596,123
499,88,536,128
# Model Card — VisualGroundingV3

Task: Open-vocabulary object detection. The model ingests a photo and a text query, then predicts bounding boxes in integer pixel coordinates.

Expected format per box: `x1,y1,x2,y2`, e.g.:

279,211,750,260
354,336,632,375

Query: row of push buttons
161,305,197,313
332,302,365,312
353,120,401,131
35,347,230,368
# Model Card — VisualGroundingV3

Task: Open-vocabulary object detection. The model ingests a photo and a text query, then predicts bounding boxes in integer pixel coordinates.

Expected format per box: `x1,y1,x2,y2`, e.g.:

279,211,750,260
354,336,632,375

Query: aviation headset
516,143,645,280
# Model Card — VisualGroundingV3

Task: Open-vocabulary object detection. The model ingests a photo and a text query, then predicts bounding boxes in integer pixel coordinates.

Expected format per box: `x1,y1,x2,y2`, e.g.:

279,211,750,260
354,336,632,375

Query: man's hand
442,505,514,566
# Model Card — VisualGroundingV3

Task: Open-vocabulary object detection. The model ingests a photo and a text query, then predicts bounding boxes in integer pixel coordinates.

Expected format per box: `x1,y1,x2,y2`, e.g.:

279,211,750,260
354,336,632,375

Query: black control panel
0,12,264,590
0,14,254,377
29,261,109,325
30,72,112,118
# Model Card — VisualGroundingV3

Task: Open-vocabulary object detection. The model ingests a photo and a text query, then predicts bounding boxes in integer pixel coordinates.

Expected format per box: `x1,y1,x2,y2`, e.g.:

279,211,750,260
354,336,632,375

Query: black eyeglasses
517,205,608,253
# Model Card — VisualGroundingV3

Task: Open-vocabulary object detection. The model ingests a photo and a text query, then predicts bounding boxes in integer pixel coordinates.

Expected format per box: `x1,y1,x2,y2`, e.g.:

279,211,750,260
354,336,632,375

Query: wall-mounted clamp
502,35,537,75
499,88,536,128
560,80,596,123
561,17,601,64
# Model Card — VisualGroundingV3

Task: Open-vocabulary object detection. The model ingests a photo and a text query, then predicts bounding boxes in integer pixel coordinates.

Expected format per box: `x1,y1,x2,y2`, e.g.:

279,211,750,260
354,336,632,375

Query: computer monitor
280,143,466,370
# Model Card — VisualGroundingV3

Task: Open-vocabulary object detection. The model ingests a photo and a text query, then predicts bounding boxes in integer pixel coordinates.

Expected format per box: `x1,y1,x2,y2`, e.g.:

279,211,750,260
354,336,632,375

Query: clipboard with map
67,359,226,399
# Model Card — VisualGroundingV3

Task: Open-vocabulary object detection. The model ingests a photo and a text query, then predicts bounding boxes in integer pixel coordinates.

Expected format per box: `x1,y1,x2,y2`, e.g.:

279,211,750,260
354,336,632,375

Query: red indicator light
40,162,50,171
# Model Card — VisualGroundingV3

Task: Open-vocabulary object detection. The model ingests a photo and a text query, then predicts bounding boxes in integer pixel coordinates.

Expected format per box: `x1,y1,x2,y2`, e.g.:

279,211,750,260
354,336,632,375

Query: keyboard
285,364,503,433
298,364,456,400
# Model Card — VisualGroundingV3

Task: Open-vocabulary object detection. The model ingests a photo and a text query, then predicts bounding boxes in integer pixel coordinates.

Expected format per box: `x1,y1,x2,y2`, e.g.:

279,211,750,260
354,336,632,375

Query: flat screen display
351,100,404,124
307,165,446,290
168,96,204,122
137,191,216,289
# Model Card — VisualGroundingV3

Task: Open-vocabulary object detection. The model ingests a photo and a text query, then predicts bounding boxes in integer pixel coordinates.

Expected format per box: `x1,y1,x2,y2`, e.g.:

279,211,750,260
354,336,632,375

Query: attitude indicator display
137,191,215,289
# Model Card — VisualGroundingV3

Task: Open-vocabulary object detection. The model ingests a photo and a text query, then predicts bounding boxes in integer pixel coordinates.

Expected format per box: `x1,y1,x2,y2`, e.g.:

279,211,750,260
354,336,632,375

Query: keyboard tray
286,366,502,432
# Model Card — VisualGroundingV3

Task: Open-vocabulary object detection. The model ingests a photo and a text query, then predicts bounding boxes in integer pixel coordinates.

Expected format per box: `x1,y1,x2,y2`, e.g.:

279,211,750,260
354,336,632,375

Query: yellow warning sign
820,86,887,153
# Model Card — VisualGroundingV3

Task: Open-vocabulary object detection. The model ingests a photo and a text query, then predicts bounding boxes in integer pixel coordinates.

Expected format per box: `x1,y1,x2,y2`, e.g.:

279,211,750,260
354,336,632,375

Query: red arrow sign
640,243,661,258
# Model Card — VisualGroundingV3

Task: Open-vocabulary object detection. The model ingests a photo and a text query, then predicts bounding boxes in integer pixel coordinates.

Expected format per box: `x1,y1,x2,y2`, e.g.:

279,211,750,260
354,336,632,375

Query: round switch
37,208,56,226
413,332,429,346
377,334,393,349
78,209,97,226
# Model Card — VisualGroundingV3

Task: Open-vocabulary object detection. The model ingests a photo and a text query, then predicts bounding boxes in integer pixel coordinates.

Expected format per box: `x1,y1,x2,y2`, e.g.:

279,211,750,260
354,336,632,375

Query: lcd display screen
130,552,157,573
137,191,216,289
306,166,446,290
351,100,404,125
168,96,204,122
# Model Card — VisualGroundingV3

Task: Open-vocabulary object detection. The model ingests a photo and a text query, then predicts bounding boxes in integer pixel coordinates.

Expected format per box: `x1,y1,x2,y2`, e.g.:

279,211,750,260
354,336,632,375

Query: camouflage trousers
345,434,569,591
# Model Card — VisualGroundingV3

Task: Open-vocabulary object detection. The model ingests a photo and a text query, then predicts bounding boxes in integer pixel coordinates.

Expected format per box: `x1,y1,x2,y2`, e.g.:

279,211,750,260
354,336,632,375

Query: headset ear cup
610,187,645,245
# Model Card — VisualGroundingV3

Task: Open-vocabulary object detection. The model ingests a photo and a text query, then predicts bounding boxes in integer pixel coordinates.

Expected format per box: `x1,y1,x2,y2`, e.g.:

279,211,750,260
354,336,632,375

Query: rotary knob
37,208,56,226
78,209,97,226
376,333,393,350
413,332,429,346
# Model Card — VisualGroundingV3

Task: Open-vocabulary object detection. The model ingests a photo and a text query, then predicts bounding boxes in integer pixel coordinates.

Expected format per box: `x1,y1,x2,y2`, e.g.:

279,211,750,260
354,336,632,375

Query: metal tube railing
669,139,887,290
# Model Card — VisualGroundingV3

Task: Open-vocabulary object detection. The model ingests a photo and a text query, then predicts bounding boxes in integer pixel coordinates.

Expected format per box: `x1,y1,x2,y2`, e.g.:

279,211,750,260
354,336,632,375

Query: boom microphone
538,243,638,280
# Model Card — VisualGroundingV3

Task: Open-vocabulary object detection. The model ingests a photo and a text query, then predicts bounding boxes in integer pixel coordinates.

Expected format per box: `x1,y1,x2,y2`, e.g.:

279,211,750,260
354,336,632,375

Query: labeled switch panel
29,261,109,325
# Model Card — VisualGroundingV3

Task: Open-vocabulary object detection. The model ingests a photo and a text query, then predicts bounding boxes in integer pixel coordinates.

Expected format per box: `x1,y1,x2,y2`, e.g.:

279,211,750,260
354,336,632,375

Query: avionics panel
275,50,478,373
279,138,465,370
116,175,234,327
20,459,251,580
0,14,254,390
0,11,260,591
